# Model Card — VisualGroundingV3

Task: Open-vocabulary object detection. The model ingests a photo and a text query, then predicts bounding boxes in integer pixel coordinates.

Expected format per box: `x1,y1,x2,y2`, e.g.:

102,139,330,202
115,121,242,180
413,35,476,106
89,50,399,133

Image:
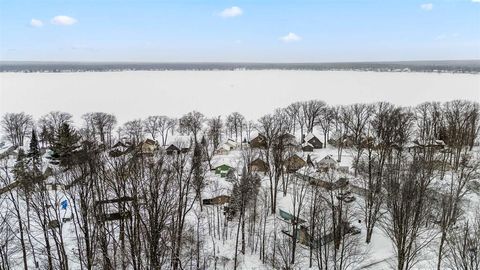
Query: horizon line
2,59,480,65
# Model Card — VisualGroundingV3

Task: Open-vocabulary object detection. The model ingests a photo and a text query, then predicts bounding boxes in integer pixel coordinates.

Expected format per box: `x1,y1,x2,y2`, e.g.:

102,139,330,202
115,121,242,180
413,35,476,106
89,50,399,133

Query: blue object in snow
60,200,68,210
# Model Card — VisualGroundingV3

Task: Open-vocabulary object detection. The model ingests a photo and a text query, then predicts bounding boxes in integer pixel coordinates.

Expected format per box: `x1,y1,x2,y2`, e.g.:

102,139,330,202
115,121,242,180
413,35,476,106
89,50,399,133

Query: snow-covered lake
0,70,478,123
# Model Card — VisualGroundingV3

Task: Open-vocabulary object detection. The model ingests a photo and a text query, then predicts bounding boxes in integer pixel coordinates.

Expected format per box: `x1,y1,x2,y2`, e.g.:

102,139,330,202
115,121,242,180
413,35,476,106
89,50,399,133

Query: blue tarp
60,200,68,210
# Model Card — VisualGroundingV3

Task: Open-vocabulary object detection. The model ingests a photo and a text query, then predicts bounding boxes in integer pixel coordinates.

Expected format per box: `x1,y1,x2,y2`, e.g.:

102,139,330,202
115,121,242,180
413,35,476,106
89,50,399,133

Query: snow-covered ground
1,70,478,124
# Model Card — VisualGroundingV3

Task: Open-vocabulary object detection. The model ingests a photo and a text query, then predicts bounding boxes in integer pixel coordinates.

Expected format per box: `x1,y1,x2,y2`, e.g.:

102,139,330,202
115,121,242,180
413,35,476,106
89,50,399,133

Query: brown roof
285,154,306,173
250,158,269,172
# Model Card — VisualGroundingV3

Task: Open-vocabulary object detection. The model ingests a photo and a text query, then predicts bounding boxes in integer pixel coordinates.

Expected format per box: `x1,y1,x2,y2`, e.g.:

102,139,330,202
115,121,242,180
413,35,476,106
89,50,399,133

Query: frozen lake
1,70,479,123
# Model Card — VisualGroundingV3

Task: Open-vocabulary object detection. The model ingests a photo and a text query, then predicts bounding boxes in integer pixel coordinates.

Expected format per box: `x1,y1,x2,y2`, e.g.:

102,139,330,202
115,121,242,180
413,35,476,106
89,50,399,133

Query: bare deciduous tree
1,112,33,146
179,111,205,141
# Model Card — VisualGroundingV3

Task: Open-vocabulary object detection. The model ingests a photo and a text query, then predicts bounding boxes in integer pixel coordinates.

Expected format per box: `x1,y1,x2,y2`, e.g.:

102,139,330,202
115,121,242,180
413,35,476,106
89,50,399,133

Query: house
250,134,267,149
301,143,314,152
407,139,446,153
317,155,337,171
214,139,238,155
285,154,307,173
112,141,131,151
215,164,234,177
203,195,231,206
249,158,269,173
224,139,237,150
139,139,158,155
214,145,230,155
302,133,323,149
166,144,181,155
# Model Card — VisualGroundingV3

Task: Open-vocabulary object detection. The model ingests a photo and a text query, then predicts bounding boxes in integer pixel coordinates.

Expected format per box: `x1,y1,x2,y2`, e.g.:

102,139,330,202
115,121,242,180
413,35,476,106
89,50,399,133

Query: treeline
0,99,479,270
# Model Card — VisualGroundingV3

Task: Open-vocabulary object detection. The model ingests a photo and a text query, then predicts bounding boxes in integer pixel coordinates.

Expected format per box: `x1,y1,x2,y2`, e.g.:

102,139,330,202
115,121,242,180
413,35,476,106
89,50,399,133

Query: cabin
215,164,234,177
249,158,269,173
109,141,133,157
214,145,230,155
112,141,131,151
301,143,314,152
224,139,237,150
203,195,231,206
166,144,181,155
317,155,337,171
250,134,267,149
285,154,307,173
302,133,323,149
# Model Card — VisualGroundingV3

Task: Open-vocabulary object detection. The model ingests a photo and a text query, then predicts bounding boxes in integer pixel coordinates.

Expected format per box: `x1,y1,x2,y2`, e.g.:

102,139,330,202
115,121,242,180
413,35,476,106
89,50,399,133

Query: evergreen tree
13,148,28,182
50,123,80,167
28,129,41,169
39,124,50,148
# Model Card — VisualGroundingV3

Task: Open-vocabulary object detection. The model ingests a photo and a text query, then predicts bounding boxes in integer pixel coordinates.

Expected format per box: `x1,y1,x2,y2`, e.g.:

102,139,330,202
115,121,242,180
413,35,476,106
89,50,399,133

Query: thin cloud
420,3,433,11
436,33,460,40
30,19,43,27
473,0,480,2
51,15,78,26
220,6,243,18
280,32,301,43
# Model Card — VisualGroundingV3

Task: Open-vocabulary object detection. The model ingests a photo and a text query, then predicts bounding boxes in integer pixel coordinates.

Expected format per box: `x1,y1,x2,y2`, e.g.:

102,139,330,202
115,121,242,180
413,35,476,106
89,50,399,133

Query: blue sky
0,0,479,62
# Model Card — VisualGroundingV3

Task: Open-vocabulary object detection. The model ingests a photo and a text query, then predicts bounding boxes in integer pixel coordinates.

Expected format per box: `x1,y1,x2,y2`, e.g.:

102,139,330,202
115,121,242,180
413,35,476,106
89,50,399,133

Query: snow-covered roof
216,144,230,151
224,139,237,148
301,142,314,148
318,155,337,165
304,133,318,142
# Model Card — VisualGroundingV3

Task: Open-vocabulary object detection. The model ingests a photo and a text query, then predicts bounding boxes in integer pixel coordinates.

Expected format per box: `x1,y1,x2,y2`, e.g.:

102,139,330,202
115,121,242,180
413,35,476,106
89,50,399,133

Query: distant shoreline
1,60,479,74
